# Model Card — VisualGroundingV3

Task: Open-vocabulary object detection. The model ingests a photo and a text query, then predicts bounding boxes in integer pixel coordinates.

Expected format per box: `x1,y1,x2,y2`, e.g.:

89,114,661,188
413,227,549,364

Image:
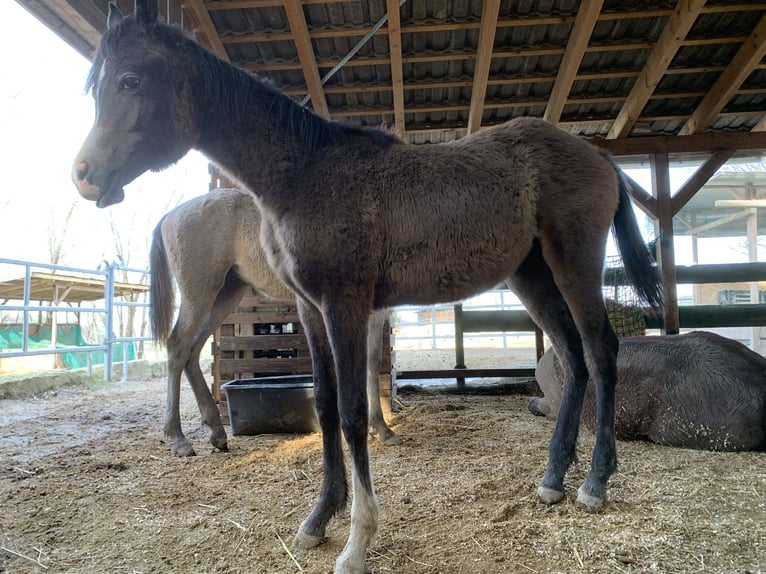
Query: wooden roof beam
680,13,766,135
467,0,500,135
180,0,229,60
607,0,706,139
386,0,405,136
595,130,766,156
283,0,329,118
543,0,603,124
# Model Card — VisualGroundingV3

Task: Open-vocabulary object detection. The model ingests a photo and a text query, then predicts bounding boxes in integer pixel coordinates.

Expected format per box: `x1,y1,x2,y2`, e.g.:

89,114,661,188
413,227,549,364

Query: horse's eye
120,75,141,91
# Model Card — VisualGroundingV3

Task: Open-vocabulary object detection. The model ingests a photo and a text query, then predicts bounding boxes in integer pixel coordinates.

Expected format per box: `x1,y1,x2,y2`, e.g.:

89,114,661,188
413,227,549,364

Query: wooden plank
671,150,736,216
644,304,766,329
224,311,300,324
219,357,314,375
386,0,406,136
218,334,308,351
651,152,680,334
543,0,603,124
283,0,329,117
466,0,500,134
396,367,535,380
680,13,766,135
594,131,766,156
607,0,706,139
180,0,229,60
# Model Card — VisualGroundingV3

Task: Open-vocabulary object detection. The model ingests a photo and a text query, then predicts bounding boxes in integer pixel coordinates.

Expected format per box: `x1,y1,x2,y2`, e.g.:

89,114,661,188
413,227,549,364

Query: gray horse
72,3,661,572
150,188,399,457
531,331,766,451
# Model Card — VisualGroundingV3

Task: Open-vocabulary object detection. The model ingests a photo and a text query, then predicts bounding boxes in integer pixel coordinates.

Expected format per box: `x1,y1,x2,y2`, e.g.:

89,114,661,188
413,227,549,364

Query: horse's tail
602,151,664,310
149,216,176,346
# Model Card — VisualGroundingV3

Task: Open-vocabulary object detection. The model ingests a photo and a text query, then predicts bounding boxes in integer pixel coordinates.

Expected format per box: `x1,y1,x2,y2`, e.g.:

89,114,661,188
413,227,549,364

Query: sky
0,1,209,277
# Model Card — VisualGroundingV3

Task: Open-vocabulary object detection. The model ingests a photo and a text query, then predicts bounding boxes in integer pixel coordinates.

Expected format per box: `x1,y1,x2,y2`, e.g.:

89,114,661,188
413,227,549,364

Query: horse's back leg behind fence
367,309,399,445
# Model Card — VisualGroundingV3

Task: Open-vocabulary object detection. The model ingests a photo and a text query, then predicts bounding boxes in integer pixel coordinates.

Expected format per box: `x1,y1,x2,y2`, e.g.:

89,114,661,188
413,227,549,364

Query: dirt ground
1,350,765,574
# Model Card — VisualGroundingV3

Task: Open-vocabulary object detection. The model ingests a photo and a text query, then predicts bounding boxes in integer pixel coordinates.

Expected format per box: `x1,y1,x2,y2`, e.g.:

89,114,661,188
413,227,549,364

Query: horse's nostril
75,160,89,181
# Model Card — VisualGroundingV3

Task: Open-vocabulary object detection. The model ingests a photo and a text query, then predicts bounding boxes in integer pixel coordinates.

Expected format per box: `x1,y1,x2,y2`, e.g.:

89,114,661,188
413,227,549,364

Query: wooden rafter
385,0,405,136
543,0,603,124
607,0,706,139
283,0,329,118
180,0,228,60
243,36,749,74
467,0,500,135
595,131,766,156
680,13,766,135
671,150,736,216
752,115,766,131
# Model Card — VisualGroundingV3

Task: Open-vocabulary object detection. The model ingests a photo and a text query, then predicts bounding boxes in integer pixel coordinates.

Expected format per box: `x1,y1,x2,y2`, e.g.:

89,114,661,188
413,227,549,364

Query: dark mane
196,48,400,154
86,16,400,157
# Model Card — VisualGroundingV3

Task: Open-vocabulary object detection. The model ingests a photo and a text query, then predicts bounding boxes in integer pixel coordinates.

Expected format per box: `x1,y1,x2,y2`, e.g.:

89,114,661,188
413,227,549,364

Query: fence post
22,264,31,353
104,262,116,381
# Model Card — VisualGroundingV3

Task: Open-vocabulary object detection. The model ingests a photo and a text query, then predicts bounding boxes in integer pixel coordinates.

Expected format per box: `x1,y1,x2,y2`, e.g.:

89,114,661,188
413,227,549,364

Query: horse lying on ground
150,188,399,457
531,331,766,451
72,3,661,572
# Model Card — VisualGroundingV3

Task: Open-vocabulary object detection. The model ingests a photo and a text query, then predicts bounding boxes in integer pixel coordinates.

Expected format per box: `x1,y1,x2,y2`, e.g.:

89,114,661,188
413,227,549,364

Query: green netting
603,254,648,337
0,325,134,369
61,344,135,369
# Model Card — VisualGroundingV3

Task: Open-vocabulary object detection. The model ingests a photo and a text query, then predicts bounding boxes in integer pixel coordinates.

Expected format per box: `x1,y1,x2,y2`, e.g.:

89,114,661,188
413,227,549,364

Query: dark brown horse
150,188,398,457
72,2,661,572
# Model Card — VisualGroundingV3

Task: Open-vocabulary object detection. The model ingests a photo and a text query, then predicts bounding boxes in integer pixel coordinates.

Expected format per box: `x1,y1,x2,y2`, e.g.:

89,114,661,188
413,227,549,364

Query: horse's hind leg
507,241,589,504
183,281,250,452
165,313,199,456
367,308,399,445
294,297,348,550
540,236,619,509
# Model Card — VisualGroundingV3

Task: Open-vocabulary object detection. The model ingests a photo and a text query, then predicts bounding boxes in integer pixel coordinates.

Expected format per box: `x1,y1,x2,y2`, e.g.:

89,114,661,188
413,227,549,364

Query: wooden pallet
212,292,393,423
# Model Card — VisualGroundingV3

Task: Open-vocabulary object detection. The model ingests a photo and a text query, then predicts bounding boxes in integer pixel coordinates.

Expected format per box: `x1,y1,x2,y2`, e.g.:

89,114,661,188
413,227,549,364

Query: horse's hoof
210,431,228,451
379,432,402,446
537,485,565,505
171,440,196,457
334,555,367,574
527,398,550,417
293,529,324,550
576,486,606,511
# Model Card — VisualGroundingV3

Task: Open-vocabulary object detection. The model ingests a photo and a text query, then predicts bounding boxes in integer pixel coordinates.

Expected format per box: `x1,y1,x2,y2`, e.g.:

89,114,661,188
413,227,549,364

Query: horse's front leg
367,309,400,445
293,297,348,549
325,302,378,574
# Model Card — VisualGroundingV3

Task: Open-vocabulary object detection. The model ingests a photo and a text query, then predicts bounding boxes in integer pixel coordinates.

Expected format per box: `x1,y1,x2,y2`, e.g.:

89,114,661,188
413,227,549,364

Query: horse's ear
134,0,159,27
107,3,124,28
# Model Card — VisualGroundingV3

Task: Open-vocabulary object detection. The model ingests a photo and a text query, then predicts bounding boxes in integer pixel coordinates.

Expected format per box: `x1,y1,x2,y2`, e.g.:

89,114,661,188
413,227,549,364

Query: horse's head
72,0,202,207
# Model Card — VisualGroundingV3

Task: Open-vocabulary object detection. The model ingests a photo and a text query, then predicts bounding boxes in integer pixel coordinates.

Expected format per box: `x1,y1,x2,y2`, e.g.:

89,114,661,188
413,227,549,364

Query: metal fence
0,258,152,381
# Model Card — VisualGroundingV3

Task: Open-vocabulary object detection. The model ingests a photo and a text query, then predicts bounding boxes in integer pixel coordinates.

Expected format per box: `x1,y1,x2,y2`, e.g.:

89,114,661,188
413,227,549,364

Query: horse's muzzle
72,160,102,202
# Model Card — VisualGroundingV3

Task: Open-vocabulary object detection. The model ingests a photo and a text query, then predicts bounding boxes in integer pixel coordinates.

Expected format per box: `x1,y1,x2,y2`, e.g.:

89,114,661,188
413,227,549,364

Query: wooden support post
453,303,466,387
651,152,680,334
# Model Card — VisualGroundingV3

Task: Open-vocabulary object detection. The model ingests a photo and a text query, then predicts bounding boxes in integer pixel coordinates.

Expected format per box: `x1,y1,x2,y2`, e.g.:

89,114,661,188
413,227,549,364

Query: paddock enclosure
2,373,764,574
8,1,766,573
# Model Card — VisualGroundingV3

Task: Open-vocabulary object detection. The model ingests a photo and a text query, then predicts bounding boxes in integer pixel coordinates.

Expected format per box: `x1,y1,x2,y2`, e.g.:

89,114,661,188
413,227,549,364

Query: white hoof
537,486,565,505
576,486,606,511
293,528,324,550
334,554,367,574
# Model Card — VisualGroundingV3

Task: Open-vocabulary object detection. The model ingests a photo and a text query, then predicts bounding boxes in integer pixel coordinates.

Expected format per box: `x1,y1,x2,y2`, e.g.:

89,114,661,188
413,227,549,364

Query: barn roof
0,272,149,303
16,0,766,151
